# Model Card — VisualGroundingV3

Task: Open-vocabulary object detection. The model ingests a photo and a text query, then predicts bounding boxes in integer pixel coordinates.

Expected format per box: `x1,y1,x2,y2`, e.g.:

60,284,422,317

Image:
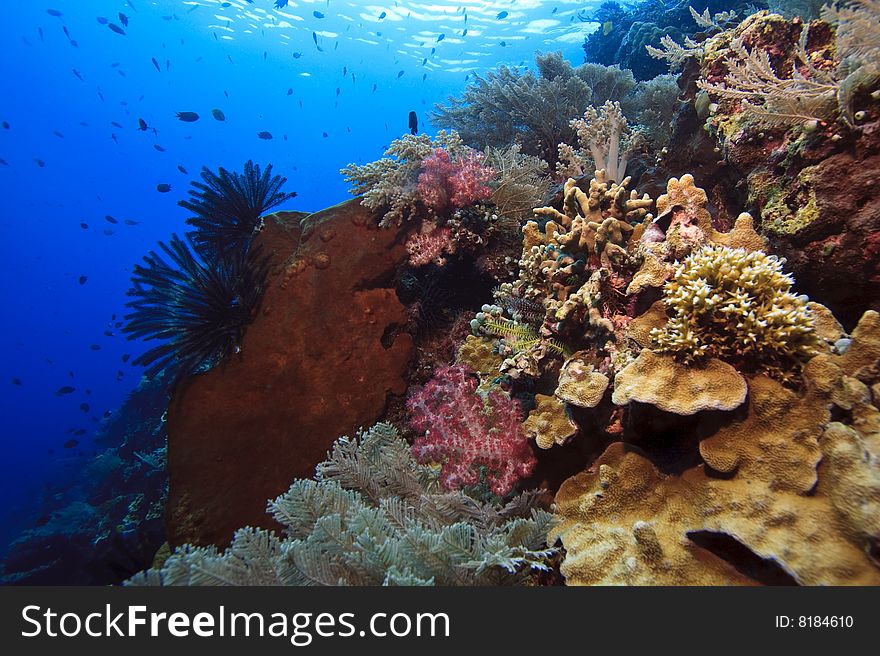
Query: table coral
611,350,748,415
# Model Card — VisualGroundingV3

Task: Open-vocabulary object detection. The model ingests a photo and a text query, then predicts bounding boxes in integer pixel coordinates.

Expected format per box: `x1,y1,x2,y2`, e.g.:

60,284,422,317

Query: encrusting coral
129,423,557,586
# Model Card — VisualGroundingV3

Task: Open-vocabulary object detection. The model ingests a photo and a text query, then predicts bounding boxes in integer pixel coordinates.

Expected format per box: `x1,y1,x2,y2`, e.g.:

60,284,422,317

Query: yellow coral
522,394,578,449
555,355,609,408
651,244,820,380
612,349,748,414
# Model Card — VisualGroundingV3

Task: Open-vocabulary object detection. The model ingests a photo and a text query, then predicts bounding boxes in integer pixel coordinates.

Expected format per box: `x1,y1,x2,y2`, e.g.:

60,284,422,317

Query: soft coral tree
407,364,535,496
417,148,495,214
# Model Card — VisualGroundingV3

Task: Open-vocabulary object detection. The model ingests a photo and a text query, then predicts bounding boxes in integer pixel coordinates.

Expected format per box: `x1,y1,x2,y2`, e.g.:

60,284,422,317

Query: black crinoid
123,233,271,379
179,160,296,260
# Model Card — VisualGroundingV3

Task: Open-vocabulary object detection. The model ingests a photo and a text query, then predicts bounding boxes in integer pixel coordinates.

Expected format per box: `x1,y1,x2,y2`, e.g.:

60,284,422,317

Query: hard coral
407,364,536,496
651,244,821,380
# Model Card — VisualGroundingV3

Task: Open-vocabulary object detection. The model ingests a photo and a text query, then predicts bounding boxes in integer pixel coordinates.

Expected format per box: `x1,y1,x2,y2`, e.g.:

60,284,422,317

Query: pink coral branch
407,364,536,496
417,148,495,215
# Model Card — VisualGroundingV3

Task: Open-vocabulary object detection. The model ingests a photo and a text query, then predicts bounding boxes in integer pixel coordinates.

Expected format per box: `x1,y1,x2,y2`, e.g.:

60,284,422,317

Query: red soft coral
407,364,535,496
417,148,495,214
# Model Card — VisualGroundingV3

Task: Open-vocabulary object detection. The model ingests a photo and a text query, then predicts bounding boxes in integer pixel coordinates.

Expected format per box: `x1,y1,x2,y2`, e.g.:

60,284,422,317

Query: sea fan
179,160,295,260
123,233,271,379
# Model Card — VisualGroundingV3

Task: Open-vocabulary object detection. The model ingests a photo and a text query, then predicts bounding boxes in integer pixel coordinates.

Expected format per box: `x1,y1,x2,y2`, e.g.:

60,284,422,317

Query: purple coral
407,364,536,496
417,148,495,214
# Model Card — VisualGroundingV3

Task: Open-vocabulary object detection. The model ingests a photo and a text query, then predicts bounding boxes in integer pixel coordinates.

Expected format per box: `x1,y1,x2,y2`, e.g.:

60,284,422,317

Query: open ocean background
0,0,596,556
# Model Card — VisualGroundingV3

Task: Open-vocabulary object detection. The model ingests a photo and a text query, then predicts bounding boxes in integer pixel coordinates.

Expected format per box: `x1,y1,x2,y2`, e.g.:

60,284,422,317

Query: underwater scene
0,0,878,587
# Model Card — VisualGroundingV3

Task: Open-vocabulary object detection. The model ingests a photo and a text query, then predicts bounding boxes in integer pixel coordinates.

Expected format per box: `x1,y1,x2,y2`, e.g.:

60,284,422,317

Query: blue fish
313,11,324,19
379,11,386,19
397,70,404,79
496,11,508,19
437,33,445,42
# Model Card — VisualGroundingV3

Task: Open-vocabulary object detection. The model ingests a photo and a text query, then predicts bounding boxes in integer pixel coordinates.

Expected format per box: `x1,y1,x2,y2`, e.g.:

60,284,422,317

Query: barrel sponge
555,356,609,408
611,349,747,415
650,244,821,381
522,394,578,449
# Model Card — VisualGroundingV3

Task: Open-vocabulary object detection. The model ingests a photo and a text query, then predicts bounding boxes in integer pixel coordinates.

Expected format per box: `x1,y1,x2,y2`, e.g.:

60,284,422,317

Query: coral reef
417,148,495,214
557,101,646,181
551,311,880,585
130,423,556,586
408,365,536,497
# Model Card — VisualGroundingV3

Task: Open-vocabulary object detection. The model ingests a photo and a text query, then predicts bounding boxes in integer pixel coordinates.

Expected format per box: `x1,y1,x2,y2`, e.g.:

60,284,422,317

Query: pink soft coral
407,364,536,496
417,148,495,214
406,225,455,267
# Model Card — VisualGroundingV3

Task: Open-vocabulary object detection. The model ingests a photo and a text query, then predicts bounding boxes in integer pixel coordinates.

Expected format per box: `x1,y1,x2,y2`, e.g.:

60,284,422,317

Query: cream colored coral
555,356,609,408
612,349,748,414
523,394,578,449
651,244,820,380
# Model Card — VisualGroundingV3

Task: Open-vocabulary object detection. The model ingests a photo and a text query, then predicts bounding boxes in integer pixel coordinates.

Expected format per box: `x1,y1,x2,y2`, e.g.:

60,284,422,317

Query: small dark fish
80,222,88,229
53,130,64,138
79,403,90,413
372,83,377,92
63,439,79,449
322,131,328,138
1,121,8,129
152,57,160,72
63,26,72,41
437,34,445,42
496,11,509,19
156,183,172,192
166,59,170,71
105,215,118,224
55,386,75,396
287,88,293,95
89,344,101,351
38,27,44,41
176,111,199,122
462,28,468,37
211,108,225,121
336,87,340,96
275,0,289,8
47,9,62,17
292,52,301,59
500,41,507,47
408,111,418,135
138,118,148,130
313,11,324,19
0,158,7,167
111,121,123,128
177,164,188,174
111,133,118,144
124,219,139,225
96,17,108,25
257,131,273,140
422,73,427,81
103,410,112,418
153,144,166,152
103,330,113,337
78,275,88,285
397,70,404,79
108,23,126,35
312,31,318,45
119,12,129,27
121,354,130,363
72,69,84,81
11,378,22,386
35,159,45,168
379,11,386,19
103,228,115,235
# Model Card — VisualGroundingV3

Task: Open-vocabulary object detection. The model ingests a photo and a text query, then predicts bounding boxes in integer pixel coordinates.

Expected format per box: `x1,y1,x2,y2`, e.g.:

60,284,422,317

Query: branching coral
484,144,551,221
650,244,821,380
123,233,270,379
407,365,536,497
557,101,647,181
179,160,295,261
129,423,557,586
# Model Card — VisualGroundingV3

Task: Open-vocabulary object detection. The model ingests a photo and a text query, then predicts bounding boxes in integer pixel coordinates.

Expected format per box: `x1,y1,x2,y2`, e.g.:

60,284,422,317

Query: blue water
0,0,597,558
